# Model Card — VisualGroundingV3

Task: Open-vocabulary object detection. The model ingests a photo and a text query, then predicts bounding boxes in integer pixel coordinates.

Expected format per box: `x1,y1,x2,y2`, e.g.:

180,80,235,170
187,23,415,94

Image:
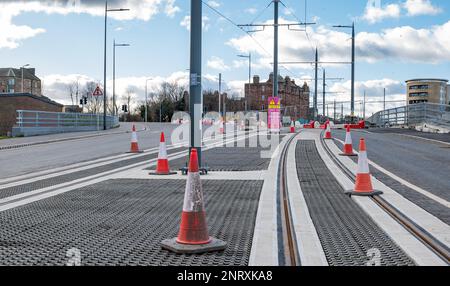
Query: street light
113,40,130,116
237,53,251,111
103,1,130,130
145,78,153,123
333,22,355,122
21,64,30,93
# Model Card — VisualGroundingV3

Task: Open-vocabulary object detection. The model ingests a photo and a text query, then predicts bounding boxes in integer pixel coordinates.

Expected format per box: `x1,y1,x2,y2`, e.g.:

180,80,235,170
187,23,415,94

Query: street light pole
333,22,355,122
103,1,129,130
218,73,222,115
145,78,152,123
237,53,251,112
21,64,30,93
113,40,130,117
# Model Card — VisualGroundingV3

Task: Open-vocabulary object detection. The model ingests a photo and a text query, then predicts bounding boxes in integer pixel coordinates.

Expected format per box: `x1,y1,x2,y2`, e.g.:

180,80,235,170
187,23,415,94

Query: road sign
92,86,103,97
268,97,281,133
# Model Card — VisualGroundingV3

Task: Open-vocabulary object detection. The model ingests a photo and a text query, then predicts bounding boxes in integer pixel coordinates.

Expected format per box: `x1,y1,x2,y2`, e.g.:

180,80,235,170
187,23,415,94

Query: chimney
27,68,36,75
253,75,260,84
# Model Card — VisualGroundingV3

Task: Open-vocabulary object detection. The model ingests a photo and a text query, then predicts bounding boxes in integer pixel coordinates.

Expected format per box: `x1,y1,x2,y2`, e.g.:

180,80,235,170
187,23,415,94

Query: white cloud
403,0,442,16
207,1,221,8
362,3,401,24
361,0,443,23
180,15,210,31
207,56,230,71
0,0,181,49
227,18,450,66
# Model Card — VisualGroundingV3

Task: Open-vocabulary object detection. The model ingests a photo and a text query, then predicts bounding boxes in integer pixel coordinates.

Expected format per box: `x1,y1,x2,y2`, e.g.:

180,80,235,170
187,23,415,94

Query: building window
262,86,265,93
409,85,429,90
409,92,428,97
8,78,15,86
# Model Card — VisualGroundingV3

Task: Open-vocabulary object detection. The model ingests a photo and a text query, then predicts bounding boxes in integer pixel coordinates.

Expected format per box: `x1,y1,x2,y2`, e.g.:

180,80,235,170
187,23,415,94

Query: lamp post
103,1,129,130
113,40,130,115
21,64,30,93
113,40,130,116
144,78,152,123
237,53,251,111
333,22,355,122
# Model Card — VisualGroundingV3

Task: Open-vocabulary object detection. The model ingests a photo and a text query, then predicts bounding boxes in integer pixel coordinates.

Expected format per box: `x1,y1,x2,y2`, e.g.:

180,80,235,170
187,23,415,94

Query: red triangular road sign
92,85,103,96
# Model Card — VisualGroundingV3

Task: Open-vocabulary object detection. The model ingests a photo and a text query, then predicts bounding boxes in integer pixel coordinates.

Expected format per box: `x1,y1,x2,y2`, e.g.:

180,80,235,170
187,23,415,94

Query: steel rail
278,134,300,266
319,132,450,265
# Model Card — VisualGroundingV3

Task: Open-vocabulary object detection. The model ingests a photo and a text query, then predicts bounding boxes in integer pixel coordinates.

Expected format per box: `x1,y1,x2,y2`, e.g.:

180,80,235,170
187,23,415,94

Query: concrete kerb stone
288,133,328,266
248,133,293,266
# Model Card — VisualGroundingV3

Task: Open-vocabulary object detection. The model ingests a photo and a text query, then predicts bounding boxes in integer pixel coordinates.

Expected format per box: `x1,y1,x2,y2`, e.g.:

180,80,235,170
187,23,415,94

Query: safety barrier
12,110,119,137
368,103,450,130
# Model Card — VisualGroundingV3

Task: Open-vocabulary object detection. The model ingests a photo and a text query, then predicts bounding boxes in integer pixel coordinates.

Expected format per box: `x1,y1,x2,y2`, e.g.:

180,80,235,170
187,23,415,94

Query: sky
1,0,449,116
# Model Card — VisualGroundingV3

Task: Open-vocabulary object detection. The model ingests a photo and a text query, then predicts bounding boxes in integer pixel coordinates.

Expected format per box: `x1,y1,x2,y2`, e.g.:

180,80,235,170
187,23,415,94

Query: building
244,73,310,120
0,93,63,136
0,67,42,96
406,79,449,106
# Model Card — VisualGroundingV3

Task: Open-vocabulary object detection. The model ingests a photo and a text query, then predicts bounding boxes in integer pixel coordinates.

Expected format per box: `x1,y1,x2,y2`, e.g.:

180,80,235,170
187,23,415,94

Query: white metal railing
368,103,450,129
16,110,119,130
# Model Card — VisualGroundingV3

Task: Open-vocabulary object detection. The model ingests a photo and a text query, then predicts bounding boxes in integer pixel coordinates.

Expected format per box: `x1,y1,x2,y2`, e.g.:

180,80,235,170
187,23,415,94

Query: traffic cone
339,126,357,157
324,122,332,139
128,124,143,153
149,132,177,175
345,138,383,196
290,120,295,133
161,148,227,254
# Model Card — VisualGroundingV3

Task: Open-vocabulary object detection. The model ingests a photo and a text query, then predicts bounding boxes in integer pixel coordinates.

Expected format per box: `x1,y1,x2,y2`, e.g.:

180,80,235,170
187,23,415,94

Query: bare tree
84,81,103,114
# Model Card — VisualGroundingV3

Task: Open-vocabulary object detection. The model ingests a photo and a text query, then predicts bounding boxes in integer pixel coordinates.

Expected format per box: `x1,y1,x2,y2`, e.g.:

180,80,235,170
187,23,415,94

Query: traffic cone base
339,144,358,156
161,237,227,254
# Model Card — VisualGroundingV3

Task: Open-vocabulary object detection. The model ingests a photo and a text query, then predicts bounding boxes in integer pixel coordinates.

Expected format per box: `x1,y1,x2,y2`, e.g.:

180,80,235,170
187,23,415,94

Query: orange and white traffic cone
128,124,143,153
161,148,227,254
339,126,357,157
149,132,177,175
290,120,295,133
324,122,332,139
345,138,383,196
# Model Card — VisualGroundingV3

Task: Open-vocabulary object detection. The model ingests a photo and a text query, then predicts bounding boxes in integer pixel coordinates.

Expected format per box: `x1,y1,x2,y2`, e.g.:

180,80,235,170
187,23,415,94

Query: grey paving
0,179,263,266
148,147,272,171
296,140,415,266
333,139,450,225
333,130,450,201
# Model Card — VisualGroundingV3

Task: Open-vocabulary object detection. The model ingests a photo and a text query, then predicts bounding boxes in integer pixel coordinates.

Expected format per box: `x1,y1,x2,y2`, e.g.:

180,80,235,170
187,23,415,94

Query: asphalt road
0,122,181,179
333,129,450,201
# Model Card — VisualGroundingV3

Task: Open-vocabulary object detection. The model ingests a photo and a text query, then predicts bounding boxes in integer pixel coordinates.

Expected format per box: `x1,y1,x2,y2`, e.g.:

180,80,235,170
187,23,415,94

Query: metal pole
363,90,366,120
351,22,355,122
248,53,251,112
189,0,203,165
322,69,326,118
103,1,108,130
314,48,318,120
341,103,344,121
273,0,279,100
21,68,24,93
145,81,148,122
113,39,116,116
219,73,222,115
333,99,336,122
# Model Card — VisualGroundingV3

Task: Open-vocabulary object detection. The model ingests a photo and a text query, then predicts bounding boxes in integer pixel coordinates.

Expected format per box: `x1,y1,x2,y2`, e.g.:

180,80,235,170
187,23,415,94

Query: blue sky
1,0,449,113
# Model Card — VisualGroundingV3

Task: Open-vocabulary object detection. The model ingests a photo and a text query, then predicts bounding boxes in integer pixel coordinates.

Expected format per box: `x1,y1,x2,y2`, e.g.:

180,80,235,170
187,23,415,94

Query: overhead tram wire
202,0,298,78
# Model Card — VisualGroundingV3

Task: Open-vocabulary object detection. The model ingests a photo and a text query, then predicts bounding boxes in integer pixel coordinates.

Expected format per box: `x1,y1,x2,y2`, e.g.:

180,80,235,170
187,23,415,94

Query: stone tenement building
0,67,42,96
244,73,310,120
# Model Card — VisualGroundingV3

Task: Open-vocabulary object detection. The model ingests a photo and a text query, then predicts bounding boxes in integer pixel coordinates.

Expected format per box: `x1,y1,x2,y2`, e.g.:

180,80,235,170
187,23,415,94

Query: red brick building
244,73,310,120
0,93,63,136
0,68,42,96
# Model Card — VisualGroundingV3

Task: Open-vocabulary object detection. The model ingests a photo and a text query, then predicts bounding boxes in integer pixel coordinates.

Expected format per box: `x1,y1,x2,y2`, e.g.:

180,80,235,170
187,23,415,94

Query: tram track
277,134,300,266
320,131,450,265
